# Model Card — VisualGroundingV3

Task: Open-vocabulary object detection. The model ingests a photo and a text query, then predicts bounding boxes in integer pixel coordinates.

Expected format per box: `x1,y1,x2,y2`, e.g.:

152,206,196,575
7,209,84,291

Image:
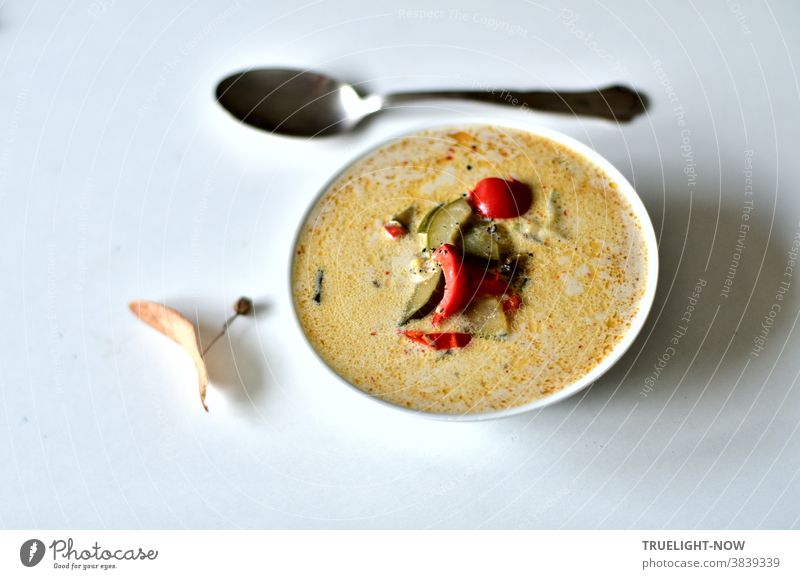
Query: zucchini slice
466,296,508,338
461,223,511,260
417,203,443,234
399,268,443,325
393,205,415,229
418,197,473,251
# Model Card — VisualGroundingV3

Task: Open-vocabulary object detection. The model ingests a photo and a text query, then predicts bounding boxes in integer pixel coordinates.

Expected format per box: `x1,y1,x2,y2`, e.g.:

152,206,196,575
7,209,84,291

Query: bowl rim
288,118,659,422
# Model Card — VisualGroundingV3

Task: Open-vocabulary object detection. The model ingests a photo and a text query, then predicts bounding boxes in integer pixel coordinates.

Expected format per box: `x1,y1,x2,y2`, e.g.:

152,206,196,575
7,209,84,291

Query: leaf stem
200,297,253,357
201,313,239,357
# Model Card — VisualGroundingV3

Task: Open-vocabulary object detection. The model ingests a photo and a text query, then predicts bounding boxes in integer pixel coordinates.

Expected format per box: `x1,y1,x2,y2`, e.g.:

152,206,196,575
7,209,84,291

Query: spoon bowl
216,69,381,137
216,68,648,137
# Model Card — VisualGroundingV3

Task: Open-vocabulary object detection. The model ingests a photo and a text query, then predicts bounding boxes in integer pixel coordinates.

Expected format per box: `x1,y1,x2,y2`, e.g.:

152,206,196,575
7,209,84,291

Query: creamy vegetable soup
292,125,648,414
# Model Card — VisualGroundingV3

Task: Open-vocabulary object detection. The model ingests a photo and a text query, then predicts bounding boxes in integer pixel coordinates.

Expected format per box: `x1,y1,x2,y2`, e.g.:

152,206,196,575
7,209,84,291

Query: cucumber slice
399,268,443,325
466,296,508,338
419,197,473,251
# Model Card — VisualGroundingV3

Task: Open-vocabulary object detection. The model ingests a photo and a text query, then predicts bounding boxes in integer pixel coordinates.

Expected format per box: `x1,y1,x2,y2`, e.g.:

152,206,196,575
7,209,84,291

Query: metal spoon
215,68,648,137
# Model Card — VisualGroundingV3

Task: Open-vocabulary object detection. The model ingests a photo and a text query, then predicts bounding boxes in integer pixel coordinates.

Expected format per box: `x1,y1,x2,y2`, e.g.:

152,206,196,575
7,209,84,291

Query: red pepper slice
383,220,407,238
401,330,472,350
400,330,430,346
502,293,522,313
431,244,469,327
471,267,511,297
449,260,510,298
468,177,532,219
427,332,472,349
430,244,524,325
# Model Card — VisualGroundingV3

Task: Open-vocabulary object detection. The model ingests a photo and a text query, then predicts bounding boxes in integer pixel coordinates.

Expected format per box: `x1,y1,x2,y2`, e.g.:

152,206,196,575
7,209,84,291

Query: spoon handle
382,85,647,122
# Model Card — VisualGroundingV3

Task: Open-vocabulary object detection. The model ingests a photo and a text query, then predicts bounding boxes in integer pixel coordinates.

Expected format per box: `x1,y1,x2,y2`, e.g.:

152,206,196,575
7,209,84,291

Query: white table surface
1,0,799,529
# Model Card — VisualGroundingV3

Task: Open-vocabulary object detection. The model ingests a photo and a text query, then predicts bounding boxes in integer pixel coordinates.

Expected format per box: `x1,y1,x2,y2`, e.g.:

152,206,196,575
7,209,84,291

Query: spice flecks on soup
293,125,648,414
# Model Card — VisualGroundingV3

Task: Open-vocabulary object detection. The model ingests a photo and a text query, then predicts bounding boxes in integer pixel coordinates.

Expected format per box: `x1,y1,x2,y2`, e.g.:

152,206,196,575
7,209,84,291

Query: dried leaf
129,300,209,412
